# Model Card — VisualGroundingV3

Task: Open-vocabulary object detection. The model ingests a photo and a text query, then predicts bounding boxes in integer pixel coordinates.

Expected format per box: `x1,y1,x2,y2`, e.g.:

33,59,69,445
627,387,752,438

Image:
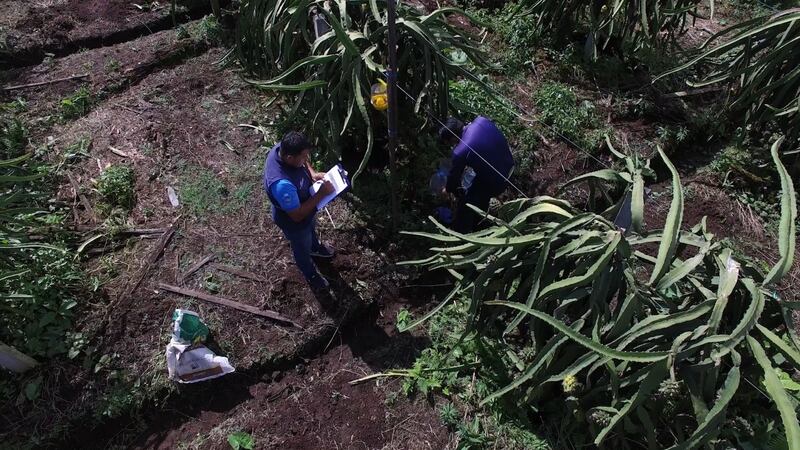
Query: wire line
384,60,613,200
395,83,529,197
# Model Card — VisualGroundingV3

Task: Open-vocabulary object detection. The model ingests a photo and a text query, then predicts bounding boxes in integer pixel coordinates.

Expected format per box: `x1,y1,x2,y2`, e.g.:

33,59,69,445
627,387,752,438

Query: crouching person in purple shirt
439,116,515,233
264,132,335,292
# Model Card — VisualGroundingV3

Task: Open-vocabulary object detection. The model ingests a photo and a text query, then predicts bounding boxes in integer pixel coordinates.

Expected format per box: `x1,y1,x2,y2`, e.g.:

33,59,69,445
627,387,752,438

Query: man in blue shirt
439,116,515,233
264,132,335,292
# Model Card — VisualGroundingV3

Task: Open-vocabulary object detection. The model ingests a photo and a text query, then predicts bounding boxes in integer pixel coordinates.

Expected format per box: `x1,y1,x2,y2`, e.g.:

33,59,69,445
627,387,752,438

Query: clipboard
309,164,350,210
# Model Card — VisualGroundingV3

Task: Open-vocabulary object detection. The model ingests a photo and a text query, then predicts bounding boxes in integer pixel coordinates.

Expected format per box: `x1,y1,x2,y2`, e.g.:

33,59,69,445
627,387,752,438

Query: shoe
310,244,335,259
309,273,330,291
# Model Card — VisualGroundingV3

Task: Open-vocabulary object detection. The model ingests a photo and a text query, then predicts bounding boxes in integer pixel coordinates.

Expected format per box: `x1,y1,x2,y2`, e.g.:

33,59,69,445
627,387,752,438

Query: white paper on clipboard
310,165,349,210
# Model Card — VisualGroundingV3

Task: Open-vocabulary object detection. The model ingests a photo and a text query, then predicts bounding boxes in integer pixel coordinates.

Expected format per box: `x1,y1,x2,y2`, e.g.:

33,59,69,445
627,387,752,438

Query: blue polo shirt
270,179,300,212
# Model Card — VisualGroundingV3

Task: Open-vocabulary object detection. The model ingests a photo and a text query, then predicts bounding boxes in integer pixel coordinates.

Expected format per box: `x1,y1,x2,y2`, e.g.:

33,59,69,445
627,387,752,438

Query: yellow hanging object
370,79,388,111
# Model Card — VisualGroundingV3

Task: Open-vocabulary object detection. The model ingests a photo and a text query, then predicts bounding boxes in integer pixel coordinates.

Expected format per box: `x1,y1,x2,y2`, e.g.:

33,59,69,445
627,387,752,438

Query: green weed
474,5,540,75
533,82,605,151
176,25,191,40
457,417,492,449
439,402,460,429
195,15,222,43
97,165,136,211
227,432,254,450
396,308,411,331
736,190,782,231
0,247,82,358
60,86,93,121
62,136,92,163
449,79,518,136
0,116,27,158
105,58,121,73
203,273,222,294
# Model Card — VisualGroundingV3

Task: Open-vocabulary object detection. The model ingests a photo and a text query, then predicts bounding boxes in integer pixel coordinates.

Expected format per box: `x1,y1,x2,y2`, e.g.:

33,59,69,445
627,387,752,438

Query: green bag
171,309,209,345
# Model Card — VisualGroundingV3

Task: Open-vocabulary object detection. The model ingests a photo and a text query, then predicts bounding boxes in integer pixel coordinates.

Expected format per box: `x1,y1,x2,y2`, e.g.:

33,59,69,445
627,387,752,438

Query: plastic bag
166,309,234,383
166,343,235,383
461,166,476,190
172,309,209,345
429,158,453,196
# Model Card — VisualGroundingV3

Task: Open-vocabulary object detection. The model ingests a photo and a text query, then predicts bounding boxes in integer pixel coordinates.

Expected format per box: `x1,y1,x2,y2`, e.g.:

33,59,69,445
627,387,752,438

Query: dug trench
0,0,233,69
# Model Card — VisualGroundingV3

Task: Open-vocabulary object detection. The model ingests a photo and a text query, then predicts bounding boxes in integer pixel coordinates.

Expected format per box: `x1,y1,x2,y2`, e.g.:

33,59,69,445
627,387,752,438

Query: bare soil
1,2,796,449
1,12,450,450
0,0,222,68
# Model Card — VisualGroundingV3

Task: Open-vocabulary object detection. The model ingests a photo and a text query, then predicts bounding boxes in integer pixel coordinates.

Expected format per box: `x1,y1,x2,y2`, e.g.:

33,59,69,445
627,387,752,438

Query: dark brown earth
0,0,222,67
1,13,451,449
1,2,797,449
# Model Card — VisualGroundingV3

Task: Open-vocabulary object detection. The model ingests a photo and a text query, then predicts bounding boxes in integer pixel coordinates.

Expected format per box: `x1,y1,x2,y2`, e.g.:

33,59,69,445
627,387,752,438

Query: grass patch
178,165,255,218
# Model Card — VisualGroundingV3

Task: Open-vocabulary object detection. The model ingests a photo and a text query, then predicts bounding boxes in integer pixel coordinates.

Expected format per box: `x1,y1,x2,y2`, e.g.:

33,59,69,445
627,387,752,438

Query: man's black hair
438,117,464,143
281,131,313,156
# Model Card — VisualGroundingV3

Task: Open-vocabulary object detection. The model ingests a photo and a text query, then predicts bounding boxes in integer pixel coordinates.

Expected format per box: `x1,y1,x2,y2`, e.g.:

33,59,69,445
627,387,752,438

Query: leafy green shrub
60,86,93,121
0,116,27,159
193,14,222,43
450,79,518,135
0,247,82,358
97,165,135,210
533,82,605,151
402,140,799,448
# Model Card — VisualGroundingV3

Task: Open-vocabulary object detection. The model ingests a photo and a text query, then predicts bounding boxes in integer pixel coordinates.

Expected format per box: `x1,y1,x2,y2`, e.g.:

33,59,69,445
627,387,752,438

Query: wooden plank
3,73,89,91
210,263,267,283
0,342,38,373
158,283,300,328
123,216,180,299
179,254,215,284
662,86,723,99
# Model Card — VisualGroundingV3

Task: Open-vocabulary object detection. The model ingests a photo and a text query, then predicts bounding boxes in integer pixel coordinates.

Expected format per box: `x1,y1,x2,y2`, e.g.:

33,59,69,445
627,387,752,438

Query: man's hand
288,180,335,222
312,172,326,182
318,180,335,196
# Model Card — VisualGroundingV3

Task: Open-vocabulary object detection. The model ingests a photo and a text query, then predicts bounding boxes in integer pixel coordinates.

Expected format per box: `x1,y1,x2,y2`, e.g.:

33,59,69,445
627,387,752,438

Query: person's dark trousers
452,180,494,234
280,217,325,282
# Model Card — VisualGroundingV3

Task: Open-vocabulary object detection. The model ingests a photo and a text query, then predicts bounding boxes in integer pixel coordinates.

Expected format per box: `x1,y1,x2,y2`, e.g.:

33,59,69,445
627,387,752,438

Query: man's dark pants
280,217,324,282
452,178,503,233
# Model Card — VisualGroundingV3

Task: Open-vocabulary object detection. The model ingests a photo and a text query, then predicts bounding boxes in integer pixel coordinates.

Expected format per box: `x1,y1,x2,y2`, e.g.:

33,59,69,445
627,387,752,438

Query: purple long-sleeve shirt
446,116,514,195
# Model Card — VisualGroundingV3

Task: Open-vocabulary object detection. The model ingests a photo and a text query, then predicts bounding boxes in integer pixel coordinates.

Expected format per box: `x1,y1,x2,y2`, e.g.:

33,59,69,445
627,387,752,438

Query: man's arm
271,179,334,222
446,143,469,194
286,182,333,222
306,162,326,182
